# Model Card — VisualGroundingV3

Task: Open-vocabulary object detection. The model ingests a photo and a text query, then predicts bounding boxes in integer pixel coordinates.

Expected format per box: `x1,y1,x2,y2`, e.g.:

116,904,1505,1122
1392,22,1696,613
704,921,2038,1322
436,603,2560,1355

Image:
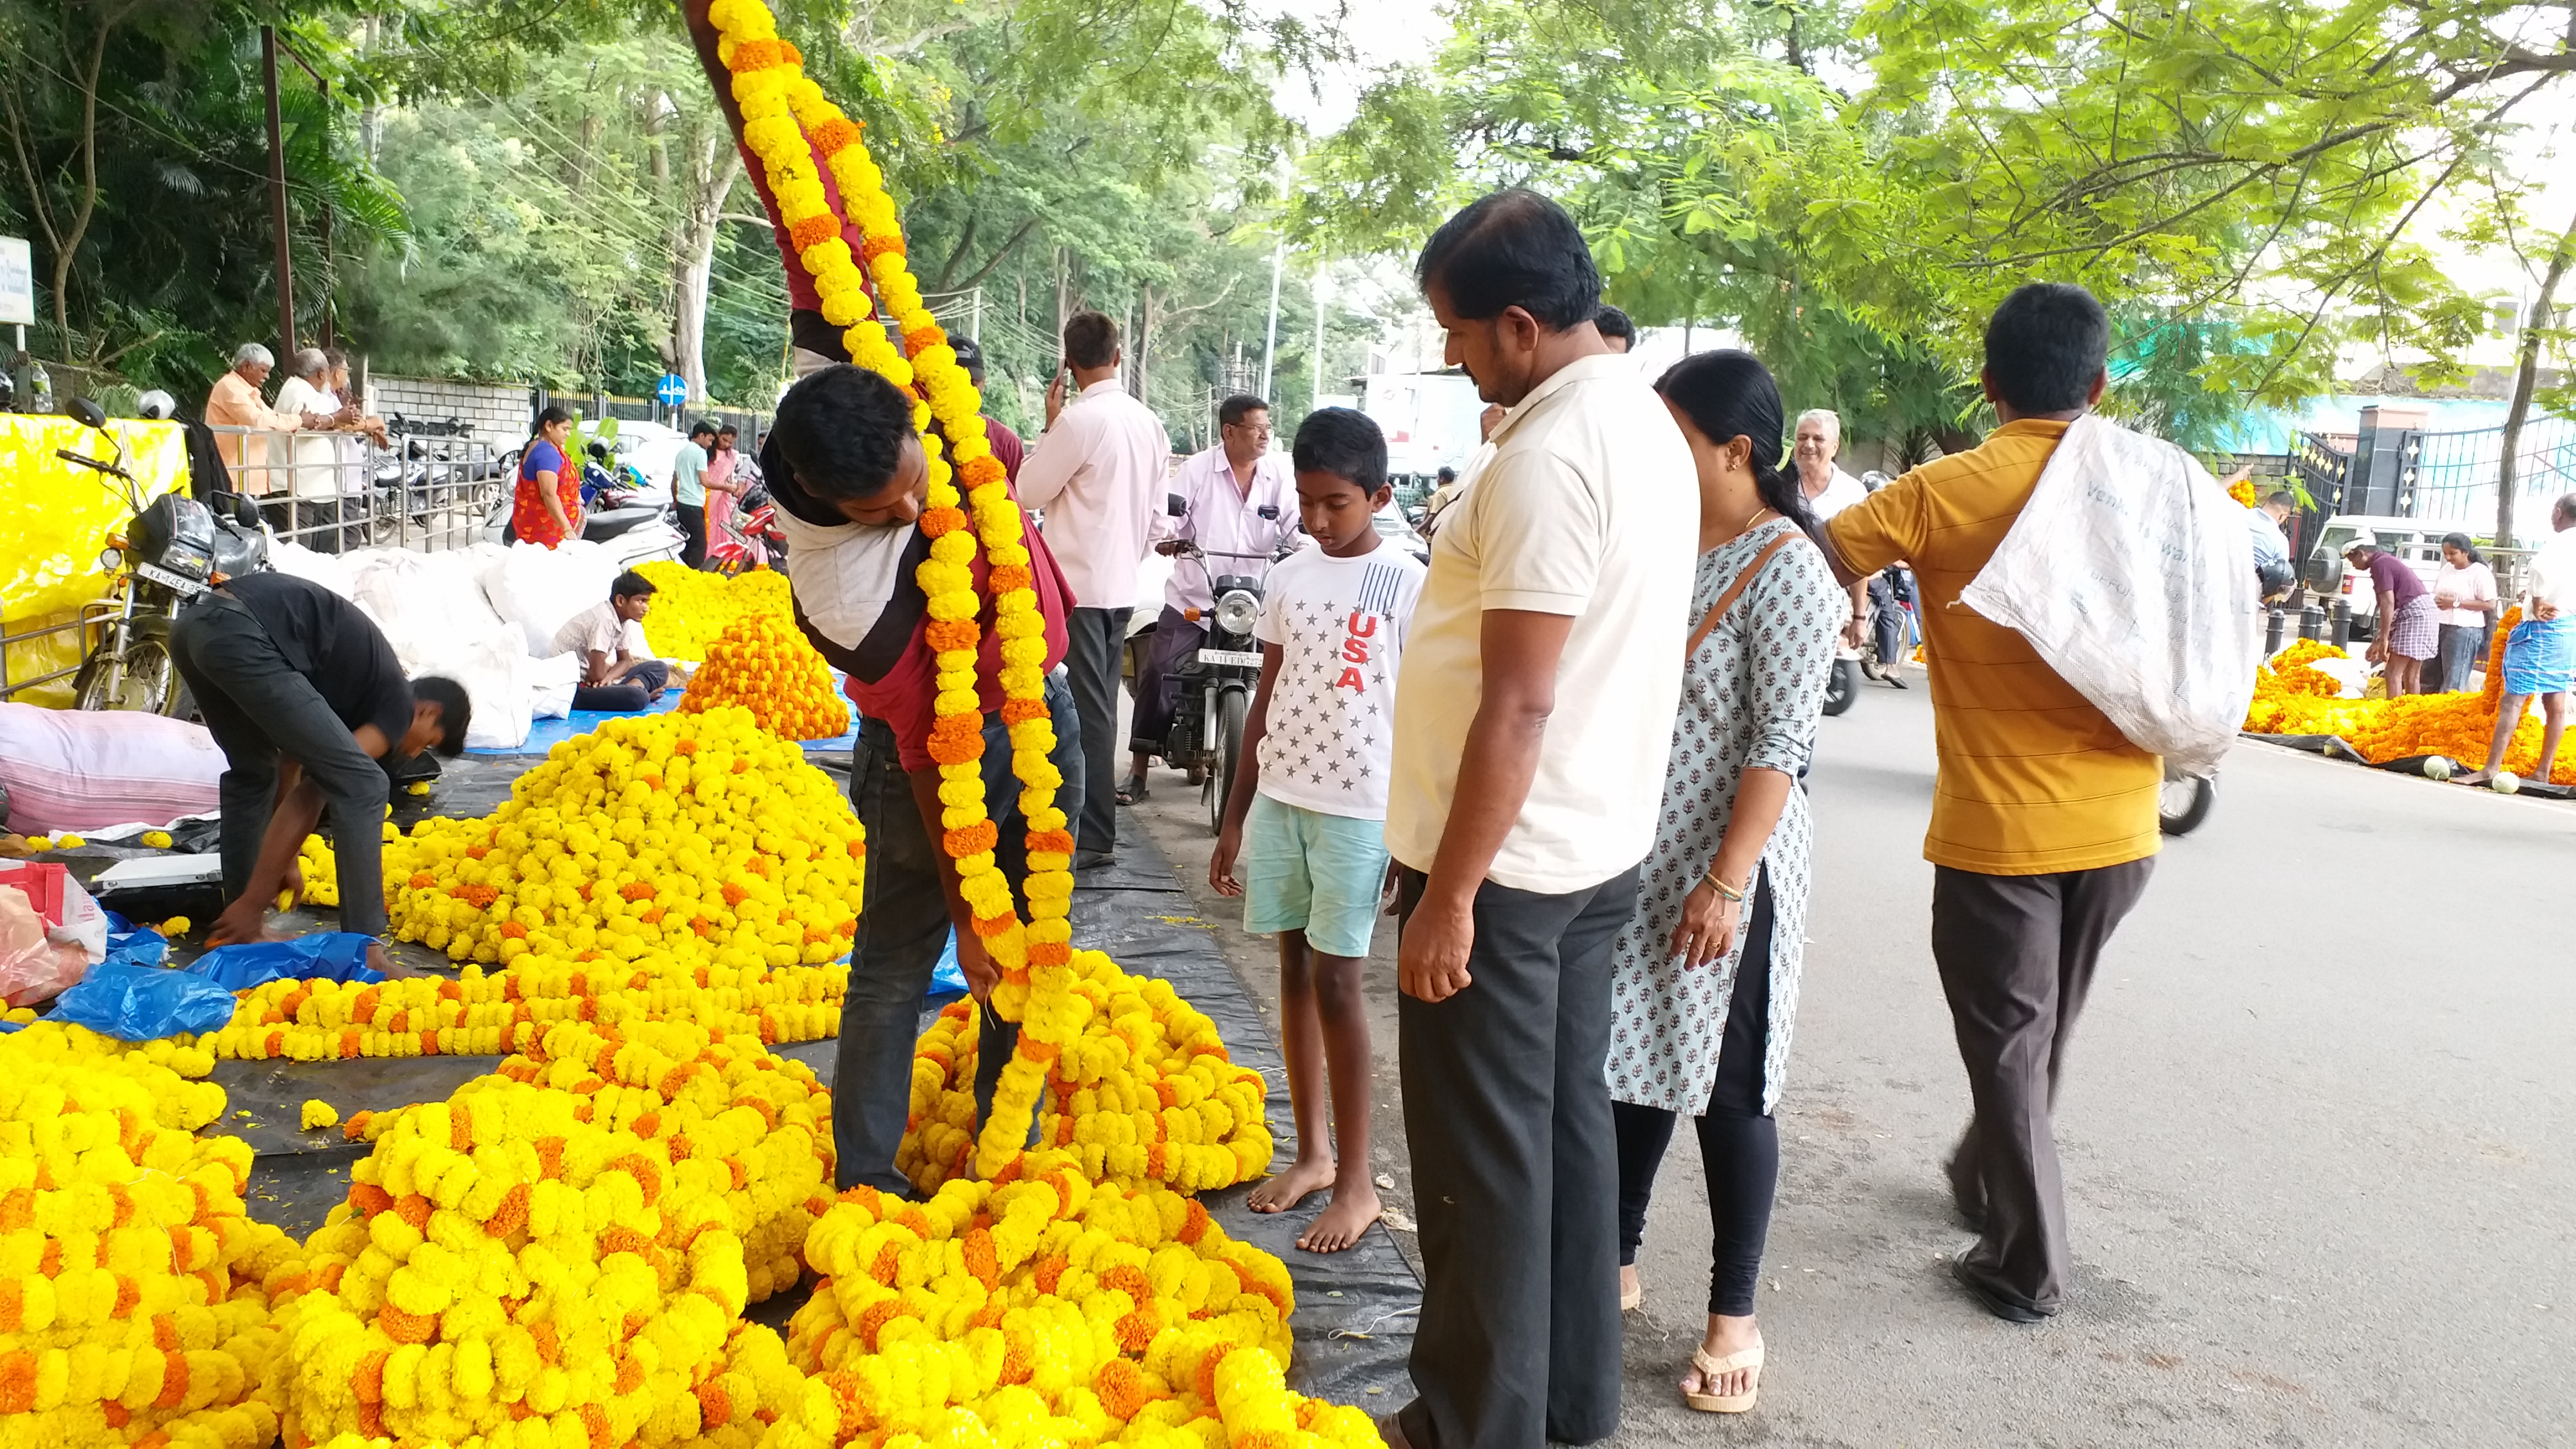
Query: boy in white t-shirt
1210,407,1426,1253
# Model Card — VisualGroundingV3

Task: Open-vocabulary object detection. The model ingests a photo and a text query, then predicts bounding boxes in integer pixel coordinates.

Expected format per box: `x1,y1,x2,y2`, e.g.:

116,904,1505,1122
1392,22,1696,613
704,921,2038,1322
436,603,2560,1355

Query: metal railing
2400,415,2576,526
209,423,505,555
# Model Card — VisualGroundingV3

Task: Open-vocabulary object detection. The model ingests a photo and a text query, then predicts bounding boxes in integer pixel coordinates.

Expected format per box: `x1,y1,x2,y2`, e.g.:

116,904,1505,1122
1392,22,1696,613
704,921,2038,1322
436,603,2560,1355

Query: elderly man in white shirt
1121,394,1296,803
272,348,356,554
1794,408,1895,678
1017,310,1172,867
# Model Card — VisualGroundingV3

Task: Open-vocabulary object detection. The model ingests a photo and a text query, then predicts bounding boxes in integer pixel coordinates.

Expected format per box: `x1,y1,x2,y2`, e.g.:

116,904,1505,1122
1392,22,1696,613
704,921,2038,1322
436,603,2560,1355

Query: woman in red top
512,406,583,547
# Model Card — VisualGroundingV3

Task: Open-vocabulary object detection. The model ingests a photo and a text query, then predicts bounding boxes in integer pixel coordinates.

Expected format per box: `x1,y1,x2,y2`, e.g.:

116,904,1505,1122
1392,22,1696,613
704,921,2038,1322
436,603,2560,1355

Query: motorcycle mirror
67,396,107,429
1256,504,1280,521
1166,493,1186,517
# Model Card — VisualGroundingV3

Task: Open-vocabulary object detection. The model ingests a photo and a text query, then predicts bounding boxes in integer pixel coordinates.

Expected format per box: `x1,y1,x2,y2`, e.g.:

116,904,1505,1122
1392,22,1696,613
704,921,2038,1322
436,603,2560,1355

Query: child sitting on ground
1209,408,1426,1253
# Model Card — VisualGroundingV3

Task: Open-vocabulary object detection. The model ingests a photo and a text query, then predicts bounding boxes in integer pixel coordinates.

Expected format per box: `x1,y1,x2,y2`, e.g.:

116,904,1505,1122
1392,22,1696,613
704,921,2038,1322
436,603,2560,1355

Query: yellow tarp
1,415,192,624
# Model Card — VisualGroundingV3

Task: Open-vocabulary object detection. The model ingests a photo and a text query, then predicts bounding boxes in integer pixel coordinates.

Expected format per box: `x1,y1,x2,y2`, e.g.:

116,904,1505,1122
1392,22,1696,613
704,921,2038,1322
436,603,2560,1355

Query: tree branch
949,217,1042,293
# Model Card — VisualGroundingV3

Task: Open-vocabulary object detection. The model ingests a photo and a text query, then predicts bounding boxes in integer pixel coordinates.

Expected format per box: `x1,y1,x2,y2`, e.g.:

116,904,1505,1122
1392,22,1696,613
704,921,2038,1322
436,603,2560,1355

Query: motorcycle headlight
99,546,122,571
1214,589,1260,636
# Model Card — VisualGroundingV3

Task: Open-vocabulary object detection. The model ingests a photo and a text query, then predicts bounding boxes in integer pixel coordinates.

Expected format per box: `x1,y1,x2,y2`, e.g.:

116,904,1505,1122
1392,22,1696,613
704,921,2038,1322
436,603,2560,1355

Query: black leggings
1614,865,1778,1318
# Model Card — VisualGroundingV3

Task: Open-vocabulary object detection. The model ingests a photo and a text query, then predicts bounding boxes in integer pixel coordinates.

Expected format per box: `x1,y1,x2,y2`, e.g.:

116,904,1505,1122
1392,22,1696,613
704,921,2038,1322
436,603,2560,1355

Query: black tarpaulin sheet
2241,730,2576,797
217,751,1418,1403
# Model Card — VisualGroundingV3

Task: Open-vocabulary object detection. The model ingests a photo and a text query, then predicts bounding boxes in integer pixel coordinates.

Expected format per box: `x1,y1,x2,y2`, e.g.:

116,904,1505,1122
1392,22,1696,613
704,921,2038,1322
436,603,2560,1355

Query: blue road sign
656,373,688,407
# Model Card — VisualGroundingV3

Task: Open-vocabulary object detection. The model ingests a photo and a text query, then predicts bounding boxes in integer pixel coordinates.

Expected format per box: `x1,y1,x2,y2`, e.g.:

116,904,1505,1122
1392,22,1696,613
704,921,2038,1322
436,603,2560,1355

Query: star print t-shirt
1252,543,1428,821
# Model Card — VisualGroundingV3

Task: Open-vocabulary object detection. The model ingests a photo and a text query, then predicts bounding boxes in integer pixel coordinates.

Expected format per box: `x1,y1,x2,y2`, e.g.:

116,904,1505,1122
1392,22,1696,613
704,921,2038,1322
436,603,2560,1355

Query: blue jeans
832,670,1085,1193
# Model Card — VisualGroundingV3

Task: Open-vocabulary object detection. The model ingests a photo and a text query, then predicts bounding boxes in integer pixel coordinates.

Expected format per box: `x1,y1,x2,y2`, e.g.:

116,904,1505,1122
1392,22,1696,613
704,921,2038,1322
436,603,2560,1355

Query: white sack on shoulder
1958,415,2260,776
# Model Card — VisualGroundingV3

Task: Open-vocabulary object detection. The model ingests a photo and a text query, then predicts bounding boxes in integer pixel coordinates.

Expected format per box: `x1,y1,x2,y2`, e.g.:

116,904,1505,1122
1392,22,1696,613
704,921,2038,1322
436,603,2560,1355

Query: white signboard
0,236,33,328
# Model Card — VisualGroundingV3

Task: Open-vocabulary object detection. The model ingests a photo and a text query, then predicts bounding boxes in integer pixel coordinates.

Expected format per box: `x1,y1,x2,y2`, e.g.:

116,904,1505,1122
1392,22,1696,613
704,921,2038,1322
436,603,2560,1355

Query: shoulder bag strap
1684,530,1801,659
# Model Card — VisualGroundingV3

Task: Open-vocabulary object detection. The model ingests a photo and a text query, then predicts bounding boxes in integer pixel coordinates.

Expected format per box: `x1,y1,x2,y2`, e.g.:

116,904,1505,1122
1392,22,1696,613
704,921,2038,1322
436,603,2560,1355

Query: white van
2305,515,2477,636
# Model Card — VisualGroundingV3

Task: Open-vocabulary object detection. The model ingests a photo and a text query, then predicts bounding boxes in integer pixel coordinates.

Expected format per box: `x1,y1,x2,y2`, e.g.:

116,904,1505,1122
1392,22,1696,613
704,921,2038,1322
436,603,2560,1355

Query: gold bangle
1704,870,1746,903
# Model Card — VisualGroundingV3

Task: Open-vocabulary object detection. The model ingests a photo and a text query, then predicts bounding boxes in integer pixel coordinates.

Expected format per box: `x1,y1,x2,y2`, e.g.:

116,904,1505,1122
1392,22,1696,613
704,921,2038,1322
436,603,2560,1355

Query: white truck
1361,371,1486,486
2304,514,2478,637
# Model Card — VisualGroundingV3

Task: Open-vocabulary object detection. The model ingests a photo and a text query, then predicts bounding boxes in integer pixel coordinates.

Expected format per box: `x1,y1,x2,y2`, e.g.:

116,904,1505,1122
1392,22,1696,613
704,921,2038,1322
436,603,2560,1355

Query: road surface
1123,677,2575,1447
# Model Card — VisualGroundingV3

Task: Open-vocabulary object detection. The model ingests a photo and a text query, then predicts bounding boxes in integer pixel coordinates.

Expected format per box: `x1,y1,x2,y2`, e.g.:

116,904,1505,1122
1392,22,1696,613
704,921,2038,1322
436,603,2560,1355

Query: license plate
134,560,205,594
1196,648,1262,668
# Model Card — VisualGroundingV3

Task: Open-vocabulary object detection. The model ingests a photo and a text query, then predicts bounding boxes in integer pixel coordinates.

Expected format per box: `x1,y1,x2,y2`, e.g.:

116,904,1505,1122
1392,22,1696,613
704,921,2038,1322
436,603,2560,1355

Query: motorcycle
61,397,269,716
706,486,788,576
1163,525,1297,832
2159,760,2215,836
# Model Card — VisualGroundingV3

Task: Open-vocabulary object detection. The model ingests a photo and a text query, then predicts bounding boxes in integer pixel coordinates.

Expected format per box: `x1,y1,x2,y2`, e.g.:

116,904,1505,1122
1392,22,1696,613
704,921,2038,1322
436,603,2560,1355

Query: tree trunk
2497,206,2576,550
668,136,741,404
1136,283,1156,416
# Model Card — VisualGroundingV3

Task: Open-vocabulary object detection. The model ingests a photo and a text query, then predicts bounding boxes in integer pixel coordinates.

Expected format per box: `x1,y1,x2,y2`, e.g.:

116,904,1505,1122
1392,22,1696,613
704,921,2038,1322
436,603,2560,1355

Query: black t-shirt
225,572,415,744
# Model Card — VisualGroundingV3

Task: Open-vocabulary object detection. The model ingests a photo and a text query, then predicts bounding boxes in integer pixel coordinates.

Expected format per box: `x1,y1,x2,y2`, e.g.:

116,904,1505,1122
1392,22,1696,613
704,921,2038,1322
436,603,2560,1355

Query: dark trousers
168,592,393,937
571,659,670,713
1062,605,1129,856
1869,570,1909,664
676,502,708,569
1934,858,2154,1314
2435,622,2492,694
261,496,352,555
1394,863,1641,1449
1128,605,1204,757
832,671,1084,1194
1613,866,1777,1318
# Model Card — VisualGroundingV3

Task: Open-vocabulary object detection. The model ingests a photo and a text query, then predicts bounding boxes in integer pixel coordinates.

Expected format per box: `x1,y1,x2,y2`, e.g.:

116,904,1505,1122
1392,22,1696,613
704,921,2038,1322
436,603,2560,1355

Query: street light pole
1311,261,1327,413
262,27,296,361
1258,241,1283,402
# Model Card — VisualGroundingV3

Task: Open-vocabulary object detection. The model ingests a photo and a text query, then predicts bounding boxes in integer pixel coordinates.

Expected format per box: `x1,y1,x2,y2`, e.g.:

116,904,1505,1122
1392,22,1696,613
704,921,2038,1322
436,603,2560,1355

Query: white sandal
1683,1338,1764,1413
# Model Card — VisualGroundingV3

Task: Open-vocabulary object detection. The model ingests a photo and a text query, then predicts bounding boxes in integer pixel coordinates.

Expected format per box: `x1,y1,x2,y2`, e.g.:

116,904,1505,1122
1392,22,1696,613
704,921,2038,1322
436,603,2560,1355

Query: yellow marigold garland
711,0,1073,1180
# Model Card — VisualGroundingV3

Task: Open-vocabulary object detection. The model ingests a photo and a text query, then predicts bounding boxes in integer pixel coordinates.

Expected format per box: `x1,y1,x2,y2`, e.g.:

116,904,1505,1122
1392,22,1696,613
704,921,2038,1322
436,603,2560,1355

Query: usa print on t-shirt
1251,546,1428,821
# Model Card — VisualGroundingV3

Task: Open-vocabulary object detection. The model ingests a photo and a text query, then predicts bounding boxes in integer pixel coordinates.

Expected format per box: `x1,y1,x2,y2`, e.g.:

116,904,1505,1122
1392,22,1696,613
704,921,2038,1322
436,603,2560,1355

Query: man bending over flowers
763,363,1082,1194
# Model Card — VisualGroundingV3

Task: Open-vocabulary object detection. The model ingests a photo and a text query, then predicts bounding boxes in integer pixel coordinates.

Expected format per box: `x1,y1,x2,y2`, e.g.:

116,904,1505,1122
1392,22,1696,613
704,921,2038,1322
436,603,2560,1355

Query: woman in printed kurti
1607,351,1840,1417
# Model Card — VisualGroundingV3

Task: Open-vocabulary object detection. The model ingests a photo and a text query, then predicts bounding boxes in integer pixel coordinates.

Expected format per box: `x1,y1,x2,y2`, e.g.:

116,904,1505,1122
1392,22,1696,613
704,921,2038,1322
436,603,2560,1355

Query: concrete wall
362,375,533,449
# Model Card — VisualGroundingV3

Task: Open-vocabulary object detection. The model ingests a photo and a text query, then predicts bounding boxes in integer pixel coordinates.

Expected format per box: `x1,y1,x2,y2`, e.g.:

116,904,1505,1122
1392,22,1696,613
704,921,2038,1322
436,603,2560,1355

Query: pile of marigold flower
898,954,1273,1198
2266,638,2351,698
0,1022,302,1449
633,561,794,662
681,614,852,743
384,707,863,969
2239,613,2576,783
266,1019,835,1447
770,1171,1381,1449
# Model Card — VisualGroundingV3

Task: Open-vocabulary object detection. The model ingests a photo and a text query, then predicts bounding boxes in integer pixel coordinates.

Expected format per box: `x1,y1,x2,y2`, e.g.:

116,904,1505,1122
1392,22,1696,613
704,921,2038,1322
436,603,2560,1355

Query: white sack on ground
481,540,619,657
0,703,223,832
529,651,580,721
343,546,540,751
1959,415,2261,776
266,539,357,596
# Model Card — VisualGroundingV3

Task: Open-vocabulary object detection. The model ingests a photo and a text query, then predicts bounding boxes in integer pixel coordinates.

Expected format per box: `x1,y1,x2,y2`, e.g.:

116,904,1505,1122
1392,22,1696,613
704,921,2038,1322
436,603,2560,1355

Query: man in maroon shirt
2346,539,2436,697
762,363,1082,1194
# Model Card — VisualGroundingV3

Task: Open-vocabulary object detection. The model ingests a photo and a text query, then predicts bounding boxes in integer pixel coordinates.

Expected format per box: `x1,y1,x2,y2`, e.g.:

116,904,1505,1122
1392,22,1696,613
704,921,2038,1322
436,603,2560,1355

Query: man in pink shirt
1123,394,1295,803
1017,310,1171,868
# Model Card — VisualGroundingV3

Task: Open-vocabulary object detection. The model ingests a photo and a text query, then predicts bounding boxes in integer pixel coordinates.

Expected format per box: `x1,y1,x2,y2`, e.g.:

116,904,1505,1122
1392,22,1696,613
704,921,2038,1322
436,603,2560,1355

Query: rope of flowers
709,0,1079,1179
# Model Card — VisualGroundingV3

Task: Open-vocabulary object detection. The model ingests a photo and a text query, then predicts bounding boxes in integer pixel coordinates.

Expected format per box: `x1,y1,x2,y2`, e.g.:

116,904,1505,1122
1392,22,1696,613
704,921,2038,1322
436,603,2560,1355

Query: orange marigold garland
712,0,1074,1178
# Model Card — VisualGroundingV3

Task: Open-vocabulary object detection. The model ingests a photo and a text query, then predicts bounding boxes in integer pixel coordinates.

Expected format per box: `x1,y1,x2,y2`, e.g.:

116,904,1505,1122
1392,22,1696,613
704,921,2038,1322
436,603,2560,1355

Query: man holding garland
761,363,1082,1194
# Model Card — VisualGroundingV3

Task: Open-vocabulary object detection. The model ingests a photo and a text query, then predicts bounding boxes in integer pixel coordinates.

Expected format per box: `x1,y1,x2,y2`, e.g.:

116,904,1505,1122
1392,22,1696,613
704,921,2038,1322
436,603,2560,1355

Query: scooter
2159,761,2215,836
61,397,268,716
705,490,787,576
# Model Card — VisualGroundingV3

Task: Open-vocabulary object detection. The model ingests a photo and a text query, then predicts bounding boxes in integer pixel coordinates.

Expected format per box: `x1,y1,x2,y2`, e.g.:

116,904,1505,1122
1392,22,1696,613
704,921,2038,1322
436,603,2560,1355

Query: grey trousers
1062,605,1129,856
168,591,393,937
832,671,1084,1194
1394,863,1642,1449
1935,857,2155,1314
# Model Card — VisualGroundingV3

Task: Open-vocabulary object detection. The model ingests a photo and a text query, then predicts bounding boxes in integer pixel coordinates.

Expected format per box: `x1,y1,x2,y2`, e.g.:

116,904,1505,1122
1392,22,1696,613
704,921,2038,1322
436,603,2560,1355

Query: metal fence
210,422,505,556
2402,414,2576,524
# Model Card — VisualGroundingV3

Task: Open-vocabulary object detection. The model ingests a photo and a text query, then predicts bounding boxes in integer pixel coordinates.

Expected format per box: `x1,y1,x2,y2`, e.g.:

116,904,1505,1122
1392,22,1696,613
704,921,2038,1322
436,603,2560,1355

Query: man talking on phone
1016,311,1171,869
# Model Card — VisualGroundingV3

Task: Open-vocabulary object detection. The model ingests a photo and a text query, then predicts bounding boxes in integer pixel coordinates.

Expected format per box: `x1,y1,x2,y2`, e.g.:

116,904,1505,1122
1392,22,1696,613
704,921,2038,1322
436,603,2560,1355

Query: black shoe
1072,850,1117,872
1950,1254,2051,1323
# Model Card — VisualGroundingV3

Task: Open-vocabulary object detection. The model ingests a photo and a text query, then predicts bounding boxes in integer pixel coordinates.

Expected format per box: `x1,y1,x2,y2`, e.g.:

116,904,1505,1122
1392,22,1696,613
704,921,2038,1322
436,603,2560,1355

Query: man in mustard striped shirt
1824,282,2158,1324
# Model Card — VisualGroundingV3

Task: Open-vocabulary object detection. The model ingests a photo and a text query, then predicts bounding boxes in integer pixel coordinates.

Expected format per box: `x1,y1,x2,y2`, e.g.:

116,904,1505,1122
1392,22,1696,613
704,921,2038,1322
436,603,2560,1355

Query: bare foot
1247,1154,1335,1215
1620,1263,1642,1311
2452,770,2494,787
1295,1181,1382,1253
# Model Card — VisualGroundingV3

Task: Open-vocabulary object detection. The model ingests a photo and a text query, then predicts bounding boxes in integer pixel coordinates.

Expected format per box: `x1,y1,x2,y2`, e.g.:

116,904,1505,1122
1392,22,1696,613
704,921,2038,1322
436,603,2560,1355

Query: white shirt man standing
1378,188,1696,1449
1017,309,1171,867
1796,408,1897,680
1123,394,1295,802
272,348,354,553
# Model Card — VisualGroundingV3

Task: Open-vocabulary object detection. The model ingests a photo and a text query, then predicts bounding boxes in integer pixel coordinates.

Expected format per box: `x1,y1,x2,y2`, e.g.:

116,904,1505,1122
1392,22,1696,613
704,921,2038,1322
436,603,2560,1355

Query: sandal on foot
1683,1339,1764,1414
1115,772,1148,806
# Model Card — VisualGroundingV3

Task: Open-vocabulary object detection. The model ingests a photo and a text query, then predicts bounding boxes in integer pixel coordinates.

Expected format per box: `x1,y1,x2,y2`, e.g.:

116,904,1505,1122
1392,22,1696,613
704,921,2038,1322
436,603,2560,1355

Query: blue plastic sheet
930,928,964,996
50,962,238,1040
100,912,169,969
186,934,385,991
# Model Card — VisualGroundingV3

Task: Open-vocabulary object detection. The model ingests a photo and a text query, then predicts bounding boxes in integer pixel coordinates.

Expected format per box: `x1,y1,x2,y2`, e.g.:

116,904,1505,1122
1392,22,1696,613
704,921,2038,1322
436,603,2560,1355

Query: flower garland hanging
710,0,1076,1178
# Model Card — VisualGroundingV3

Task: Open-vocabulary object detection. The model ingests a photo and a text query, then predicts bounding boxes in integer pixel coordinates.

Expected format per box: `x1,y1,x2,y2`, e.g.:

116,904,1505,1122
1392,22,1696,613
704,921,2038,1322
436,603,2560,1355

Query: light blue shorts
1241,793,1390,959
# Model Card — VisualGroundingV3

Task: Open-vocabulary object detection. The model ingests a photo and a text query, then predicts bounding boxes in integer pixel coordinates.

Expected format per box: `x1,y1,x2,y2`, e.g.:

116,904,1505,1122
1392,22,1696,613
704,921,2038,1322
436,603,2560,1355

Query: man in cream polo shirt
1379,188,1696,1449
